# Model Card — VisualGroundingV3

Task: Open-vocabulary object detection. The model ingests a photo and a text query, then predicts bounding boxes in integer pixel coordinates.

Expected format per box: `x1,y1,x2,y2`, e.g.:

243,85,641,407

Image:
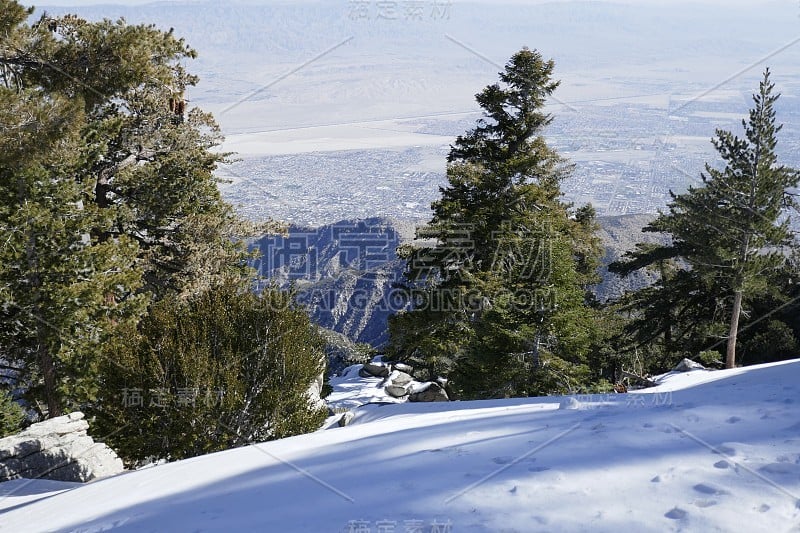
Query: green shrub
93,283,327,465
0,390,25,438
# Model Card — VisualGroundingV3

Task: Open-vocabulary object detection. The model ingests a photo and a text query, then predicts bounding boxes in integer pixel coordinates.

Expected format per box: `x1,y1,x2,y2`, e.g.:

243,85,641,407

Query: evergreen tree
609,244,724,371
611,70,799,369
0,82,146,417
388,49,604,397
0,2,246,416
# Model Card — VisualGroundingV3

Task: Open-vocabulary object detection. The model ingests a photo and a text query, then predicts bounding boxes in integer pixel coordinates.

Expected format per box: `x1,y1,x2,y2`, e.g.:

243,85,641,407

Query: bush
0,390,25,438
696,350,724,368
93,283,328,465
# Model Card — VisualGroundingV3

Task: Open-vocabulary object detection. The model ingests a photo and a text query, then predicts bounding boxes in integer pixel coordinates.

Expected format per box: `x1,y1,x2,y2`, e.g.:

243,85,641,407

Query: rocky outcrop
673,358,706,372
408,382,449,403
353,359,450,402
385,370,414,398
0,412,124,483
307,371,327,410
392,363,414,374
359,361,391,378
250,218,406,347
337,411,355,427
387,370,413,387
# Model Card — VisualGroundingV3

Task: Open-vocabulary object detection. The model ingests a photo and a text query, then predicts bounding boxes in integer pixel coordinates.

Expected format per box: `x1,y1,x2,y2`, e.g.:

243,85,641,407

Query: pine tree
388,49,603,397
612,70,799,369
1,2,245,300
609,243,723,370
0,86,147,417
0,1,247,416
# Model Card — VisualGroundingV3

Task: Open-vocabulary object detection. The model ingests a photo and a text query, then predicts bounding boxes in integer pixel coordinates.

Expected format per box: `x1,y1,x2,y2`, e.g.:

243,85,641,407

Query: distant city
220,96,800,227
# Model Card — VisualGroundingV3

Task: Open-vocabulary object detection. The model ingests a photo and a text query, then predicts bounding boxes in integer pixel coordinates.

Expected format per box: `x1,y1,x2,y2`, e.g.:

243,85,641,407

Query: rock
387,370,413,387
408,382,449,402
385,384,412,398
392,363,414,374
0,412,124,483
337,411,355,427
306,371,326,410
384,370,414,398
673,358,706,372
361,361,391,378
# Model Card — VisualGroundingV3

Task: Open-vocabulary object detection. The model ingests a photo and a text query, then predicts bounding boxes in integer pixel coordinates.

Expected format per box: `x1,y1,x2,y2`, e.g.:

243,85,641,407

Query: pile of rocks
0,412,124,483
358,360,450,403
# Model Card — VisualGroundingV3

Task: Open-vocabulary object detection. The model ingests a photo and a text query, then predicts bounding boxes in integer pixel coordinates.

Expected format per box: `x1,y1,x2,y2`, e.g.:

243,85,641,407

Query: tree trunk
38,342,61,418
24,198,61,418
726,290,743,369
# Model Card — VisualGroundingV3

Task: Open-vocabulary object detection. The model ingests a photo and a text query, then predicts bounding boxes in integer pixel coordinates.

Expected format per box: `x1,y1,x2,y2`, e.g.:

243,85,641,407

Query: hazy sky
34,0,776,6
35,0,155,4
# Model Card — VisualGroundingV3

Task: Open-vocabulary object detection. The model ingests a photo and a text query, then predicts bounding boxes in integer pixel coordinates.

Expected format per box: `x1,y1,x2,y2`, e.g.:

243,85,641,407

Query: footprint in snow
693,483,729,496
651,475,661,483
757,504,770,513
693,499,717,508
760,462,800,475
492,456,514,465
528,466,550,473
712,444,736,456
664,507,687,520
725,416,741,424
713,460,730,469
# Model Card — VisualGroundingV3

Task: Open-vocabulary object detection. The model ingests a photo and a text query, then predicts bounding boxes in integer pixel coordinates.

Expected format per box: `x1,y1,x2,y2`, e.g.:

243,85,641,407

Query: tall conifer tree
0,1,245,416
612,70,799,369
389,49,603,397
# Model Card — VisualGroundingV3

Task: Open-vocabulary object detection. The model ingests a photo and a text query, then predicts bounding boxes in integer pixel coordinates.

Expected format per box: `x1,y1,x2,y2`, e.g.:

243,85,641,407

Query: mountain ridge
251,213,661,347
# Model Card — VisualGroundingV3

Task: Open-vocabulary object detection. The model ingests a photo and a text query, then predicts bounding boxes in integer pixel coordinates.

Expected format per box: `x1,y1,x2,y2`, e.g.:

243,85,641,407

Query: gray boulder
0,412,124,483
673,358,706,372
385,384,412,398
337,411,355,427
384,370,416,398
306,370,327,410
360,361,391,378
408,382,449,403
387,370,413,387
392,363,414,375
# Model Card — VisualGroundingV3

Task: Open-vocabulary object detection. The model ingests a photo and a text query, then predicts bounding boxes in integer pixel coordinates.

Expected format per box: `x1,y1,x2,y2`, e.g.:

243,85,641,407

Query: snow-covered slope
2,360,799,532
